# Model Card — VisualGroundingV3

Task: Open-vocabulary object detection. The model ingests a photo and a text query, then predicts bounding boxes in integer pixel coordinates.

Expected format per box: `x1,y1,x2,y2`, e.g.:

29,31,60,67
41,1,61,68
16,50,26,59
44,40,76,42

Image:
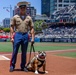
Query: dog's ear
43,51,46,54
38,51,41,54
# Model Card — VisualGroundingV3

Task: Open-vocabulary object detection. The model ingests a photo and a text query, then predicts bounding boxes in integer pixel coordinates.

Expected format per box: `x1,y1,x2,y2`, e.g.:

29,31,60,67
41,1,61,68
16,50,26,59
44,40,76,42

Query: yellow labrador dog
27,51,48,74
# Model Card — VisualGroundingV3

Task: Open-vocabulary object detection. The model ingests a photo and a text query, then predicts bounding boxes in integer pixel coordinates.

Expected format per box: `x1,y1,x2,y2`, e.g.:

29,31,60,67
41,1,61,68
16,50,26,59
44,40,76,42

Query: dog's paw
45,71,48,73
35,70,38,74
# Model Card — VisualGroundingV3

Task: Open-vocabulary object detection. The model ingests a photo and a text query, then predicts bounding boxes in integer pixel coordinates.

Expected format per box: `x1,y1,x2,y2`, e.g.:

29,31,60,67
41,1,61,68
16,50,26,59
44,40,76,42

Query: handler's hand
10,38,14,43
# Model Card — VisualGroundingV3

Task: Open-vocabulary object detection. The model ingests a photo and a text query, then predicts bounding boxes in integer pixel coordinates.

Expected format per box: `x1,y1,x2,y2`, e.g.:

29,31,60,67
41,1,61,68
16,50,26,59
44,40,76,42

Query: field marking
0,55,10,60
2,56,10,60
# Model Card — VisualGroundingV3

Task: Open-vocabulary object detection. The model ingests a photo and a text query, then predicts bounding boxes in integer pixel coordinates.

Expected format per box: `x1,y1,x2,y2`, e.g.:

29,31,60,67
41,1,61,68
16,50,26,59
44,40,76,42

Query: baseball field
0,42,76,75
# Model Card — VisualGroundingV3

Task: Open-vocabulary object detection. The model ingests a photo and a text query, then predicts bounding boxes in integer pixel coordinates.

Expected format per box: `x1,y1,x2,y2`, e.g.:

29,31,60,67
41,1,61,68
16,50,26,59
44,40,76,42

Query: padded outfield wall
40,38,76,43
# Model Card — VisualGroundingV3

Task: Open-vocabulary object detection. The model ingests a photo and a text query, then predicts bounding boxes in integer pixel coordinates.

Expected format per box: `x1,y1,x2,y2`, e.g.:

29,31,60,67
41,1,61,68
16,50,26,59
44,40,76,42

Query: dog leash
28,44,36,65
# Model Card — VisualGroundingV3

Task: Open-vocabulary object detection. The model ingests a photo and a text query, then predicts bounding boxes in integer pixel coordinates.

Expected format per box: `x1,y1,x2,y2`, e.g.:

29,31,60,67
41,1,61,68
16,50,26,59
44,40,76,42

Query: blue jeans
10,32,29,69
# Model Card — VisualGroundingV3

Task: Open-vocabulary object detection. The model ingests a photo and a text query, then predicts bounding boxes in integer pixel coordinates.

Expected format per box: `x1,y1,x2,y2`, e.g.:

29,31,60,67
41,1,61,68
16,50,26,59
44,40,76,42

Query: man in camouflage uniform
9,1,35,72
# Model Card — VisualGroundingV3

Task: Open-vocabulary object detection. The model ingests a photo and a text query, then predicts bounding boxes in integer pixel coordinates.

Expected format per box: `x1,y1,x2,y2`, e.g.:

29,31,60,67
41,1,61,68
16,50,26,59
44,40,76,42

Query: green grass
0,42,76,58
0,42,76,52
57,52,76,58
0,42,12,52
33,46,76,51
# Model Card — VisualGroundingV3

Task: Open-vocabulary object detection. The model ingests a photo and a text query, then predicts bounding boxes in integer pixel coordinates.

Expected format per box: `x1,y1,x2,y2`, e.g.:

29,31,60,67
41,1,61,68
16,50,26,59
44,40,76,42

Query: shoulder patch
14,15,20,18
26,15,31,19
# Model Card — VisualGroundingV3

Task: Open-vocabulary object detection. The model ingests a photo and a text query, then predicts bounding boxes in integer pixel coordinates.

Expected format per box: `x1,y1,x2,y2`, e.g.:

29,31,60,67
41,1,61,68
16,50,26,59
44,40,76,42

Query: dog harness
27,55,45,68
37,57,45,67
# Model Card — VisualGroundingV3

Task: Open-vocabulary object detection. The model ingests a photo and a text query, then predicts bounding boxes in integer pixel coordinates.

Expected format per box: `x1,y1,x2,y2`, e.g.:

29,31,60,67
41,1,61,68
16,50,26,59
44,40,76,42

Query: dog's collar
36,55,45,61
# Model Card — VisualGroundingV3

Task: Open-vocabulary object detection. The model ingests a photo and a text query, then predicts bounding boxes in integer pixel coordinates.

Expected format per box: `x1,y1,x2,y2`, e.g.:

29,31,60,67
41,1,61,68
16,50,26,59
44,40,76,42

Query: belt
16,32,27,35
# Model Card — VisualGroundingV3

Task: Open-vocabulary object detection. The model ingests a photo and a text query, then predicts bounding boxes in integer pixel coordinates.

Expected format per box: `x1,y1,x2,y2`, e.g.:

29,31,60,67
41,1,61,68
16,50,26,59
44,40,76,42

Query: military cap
17,1,29,7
